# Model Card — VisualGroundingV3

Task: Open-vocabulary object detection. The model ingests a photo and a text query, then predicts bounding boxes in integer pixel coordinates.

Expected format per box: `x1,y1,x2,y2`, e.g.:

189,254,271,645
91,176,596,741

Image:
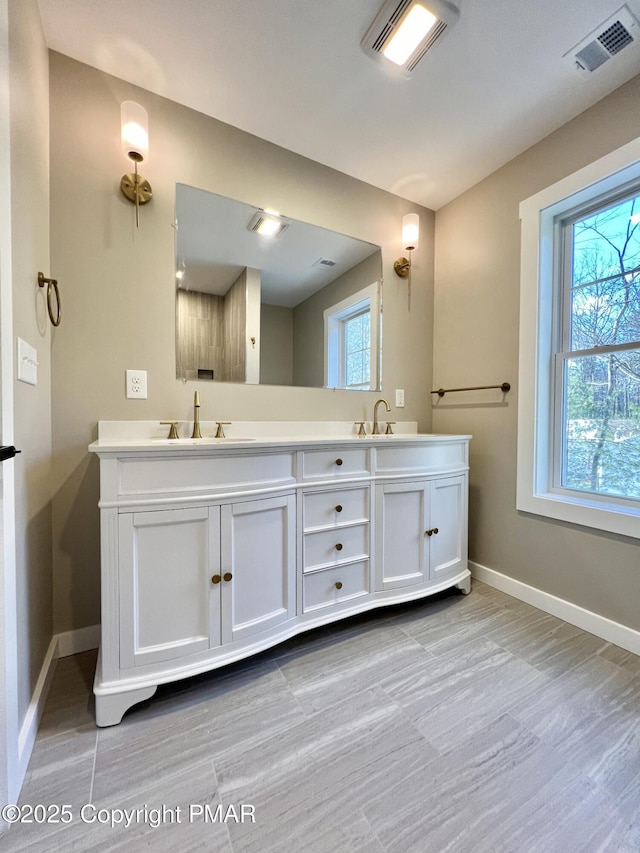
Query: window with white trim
556,191,640,501
517,137,640,539
324,283,380,391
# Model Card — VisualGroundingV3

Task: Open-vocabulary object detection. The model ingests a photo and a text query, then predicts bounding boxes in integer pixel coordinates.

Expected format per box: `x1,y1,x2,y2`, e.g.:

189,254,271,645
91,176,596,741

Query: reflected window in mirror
324,283,380,391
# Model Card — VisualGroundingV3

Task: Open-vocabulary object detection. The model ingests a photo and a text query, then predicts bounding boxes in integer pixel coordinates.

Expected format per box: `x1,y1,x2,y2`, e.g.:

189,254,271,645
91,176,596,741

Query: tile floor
4,580,640,852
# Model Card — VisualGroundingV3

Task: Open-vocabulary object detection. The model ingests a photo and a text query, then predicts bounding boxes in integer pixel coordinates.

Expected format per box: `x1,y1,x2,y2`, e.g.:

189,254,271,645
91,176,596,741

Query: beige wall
7,0,52,726
433,73,640,631
260,304,293,386
49,53,434,634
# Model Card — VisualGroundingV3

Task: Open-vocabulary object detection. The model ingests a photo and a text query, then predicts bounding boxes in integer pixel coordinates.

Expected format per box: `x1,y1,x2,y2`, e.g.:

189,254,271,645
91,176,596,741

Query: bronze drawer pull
335,581,343,590
335,458,343,466
223,572,233,582
335,504,343,512
211,574,221,584
335,543,343,551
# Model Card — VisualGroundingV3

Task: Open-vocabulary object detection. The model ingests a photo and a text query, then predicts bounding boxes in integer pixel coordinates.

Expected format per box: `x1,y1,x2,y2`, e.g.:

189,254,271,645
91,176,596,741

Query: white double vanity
89,421,471,726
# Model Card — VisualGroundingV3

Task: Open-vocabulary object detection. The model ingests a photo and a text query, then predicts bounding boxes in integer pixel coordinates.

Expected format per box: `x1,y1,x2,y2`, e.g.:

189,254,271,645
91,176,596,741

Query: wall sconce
394,213,419,277
120,101,152,227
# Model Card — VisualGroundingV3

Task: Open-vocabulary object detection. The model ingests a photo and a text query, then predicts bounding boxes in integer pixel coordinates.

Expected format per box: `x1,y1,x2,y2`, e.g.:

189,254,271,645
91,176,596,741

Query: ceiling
37,0,640,210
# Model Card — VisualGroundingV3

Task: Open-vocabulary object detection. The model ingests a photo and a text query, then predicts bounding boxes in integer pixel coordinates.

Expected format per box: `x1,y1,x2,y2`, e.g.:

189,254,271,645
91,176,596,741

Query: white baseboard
56,623,100,658
470,561,640,656
16,634,57,791
14,624,100,800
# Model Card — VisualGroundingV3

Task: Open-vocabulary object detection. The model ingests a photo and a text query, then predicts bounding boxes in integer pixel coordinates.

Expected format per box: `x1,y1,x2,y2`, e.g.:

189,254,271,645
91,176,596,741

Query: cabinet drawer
300,448,370,481
118,452,294,497
374,442,467,475
303,561,370,613
303,523,369,571
303,486,369,531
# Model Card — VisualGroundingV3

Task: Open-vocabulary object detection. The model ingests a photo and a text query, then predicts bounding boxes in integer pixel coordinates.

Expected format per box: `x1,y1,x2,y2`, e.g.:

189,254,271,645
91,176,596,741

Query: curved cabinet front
90,435,470,725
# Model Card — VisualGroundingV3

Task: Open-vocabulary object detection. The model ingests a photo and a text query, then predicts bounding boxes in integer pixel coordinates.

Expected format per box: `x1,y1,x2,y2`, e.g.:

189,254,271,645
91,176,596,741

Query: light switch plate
17,338,37,385
126,369,148,399
395,389,405,407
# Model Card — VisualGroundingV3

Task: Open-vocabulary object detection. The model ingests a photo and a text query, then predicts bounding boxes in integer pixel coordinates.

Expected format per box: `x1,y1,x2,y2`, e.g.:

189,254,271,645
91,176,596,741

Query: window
324,283,381,391
557,194,640,501
518,137,640,539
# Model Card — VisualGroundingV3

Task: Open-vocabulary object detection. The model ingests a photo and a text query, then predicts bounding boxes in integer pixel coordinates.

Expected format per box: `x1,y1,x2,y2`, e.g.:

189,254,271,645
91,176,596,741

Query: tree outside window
560,192,640,500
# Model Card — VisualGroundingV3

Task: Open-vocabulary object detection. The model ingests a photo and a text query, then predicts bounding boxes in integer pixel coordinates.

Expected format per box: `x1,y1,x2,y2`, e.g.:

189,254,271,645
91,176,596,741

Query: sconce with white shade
394,213,419,277
120,101,152,227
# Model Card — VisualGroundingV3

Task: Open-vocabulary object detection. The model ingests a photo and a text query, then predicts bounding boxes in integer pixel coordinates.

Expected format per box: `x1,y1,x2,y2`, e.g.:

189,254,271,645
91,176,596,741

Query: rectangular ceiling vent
564,5,640,73
361,0,459,76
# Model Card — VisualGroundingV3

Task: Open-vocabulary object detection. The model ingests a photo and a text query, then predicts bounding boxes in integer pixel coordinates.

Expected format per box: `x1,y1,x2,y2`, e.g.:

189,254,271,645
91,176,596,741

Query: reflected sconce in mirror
120,101,152,227
394,213,419,277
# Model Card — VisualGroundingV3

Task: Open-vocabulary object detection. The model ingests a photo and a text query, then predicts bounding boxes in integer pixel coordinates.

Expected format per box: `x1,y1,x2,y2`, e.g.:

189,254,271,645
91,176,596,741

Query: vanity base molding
90,428,471,726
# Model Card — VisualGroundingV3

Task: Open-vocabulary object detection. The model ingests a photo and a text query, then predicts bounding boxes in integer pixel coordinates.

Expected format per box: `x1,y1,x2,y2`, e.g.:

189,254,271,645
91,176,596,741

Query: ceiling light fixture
247,209,290,238
120,101,152,227
362,0,459,75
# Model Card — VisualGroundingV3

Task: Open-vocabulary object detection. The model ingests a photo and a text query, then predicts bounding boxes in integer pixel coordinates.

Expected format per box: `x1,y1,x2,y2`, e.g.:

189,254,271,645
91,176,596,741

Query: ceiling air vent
564,5,640,73
361,0,460,76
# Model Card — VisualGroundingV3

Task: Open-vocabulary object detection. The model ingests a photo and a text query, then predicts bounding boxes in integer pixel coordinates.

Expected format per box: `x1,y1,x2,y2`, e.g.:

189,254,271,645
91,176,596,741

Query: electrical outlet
126,369,148,399
395,389,405,407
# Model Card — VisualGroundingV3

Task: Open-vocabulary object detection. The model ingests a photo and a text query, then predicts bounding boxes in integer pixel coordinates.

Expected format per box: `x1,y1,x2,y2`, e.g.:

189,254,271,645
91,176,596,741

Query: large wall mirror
175,183,383,390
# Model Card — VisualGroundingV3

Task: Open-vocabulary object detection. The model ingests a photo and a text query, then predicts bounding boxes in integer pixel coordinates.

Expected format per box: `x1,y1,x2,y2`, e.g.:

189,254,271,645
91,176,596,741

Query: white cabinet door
220,494,296,644
376,475,467,591
119,506,220,668
375,480,428,590
429,475,466,582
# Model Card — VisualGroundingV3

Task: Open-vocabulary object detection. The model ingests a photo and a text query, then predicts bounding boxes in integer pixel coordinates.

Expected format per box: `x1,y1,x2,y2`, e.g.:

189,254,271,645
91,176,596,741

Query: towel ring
38,272,61,327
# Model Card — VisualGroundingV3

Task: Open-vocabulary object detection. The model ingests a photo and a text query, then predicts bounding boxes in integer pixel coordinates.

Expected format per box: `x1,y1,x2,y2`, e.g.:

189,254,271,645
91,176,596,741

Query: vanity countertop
88,420,471,454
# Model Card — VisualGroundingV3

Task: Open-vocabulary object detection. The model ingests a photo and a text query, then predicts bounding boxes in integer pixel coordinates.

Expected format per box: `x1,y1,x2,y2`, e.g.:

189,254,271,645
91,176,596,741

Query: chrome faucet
372,398,391,434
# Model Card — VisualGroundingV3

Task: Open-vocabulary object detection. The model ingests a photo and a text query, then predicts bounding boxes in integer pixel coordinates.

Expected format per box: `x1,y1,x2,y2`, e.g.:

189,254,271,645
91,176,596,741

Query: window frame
517,136,640,539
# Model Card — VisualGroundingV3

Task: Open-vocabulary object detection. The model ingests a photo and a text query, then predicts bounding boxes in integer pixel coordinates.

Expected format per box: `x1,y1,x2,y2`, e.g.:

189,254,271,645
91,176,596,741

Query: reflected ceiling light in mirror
362,0,459,75
247,209,290,238
119,101,152,227
394,213,419,278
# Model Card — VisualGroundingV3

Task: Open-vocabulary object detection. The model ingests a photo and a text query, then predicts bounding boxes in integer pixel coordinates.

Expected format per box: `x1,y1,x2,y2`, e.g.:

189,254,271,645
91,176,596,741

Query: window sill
517,489,640,540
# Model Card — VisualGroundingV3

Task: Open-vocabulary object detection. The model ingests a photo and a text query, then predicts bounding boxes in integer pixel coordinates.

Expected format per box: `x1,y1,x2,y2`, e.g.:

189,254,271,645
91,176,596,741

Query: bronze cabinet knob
211,574,221,584
335,543,343,551
335,581,343,590
335,458,343,466
335,504,343,513
433,527,439,535
223,572,233,582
